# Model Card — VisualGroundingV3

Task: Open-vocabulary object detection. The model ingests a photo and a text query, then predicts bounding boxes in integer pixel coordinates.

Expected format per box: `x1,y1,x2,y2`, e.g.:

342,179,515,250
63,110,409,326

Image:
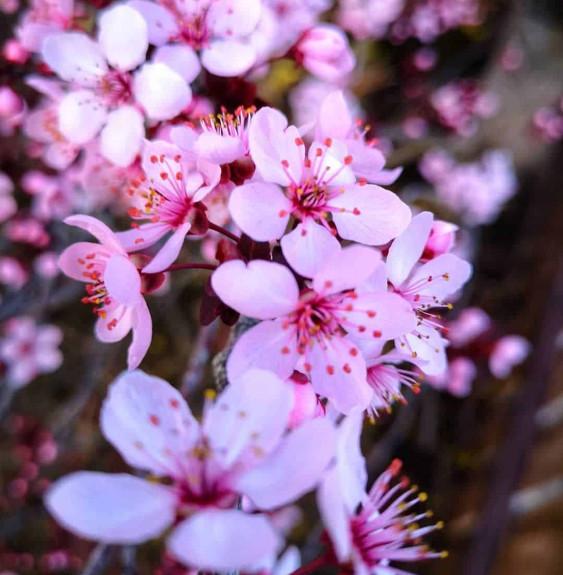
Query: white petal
58,90,107,144
98,5,148,71
127,0,179,46
201,40,256,77
153,44,201,83
100,106,144,167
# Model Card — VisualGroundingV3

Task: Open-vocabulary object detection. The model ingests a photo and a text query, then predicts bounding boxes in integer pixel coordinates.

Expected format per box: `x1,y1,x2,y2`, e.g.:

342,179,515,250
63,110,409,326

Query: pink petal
194,131,246,165
58,90,107,145
201,40,256,77
227,320,299,383
249,107,304,186
208,0,261,37
100,106,144,167
101,369,199,477
58,242,111,281
128,0,179,46
386,211,433,288
317,467,352,562
44,142,79,170
96,304,133,343
170,124,199,151
41,32,107,87
211,260,299,319
104,254,142,305
400,327,447,376
343,291,416,341
281,220,341,279
308,336,372,414
116,222,170,252
408,253,472,299
330,184,412,245
153,44,201,83
98,5,148,71
368,166,403,186
345,139,386,182
168,510,282,572
313,245,381,295
45,472,176,543
234,417,336,509
128,298,152,369
204,369,293,466
134,63,192,121
141,221,191,274
315,91,352,141
229,182,291,241
308,142,355,187
64,214,125,253
489,336,531,379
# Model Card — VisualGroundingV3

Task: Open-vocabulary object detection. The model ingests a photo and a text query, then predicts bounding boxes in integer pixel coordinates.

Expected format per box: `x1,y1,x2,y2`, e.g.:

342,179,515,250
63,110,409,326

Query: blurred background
1,1,563,574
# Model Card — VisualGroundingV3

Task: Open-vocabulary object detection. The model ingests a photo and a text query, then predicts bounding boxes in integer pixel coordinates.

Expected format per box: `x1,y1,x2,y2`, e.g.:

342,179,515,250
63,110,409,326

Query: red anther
176,172,183,180
149,415,160,426
324,137,332,147
281,160,289,167
304,159,312,168
326,365,335,375
344,155,353,164
160,172,168,180
353,207,361,215
359,178,367,186
345,304,353,311
316,148,323,157
350,347,358,356
343,364,352,373
324,280,333,288
134,238,144,244
390,459,403,474
367,310,376,318
150,155,158,163
281,346,290,354
373,330,382,338
295,137,304,146
358,325,366,333
174,155,181,162
304,362,312,371
279,210,288,217
169,399,180,409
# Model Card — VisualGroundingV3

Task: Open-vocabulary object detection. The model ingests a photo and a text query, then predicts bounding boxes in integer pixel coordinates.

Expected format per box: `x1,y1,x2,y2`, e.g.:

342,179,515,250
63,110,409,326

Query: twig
120,546,137,575
181,323,217,395
81,544,115,575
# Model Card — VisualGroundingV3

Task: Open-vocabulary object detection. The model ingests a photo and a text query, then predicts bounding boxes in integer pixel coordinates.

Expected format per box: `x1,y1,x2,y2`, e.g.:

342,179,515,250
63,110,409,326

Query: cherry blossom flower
17,0,74,53
128,0,261,77
229,107,411,277
490,336,531,379
46,369,336,571
380,211,472,374
337,0,405,41
116,139,220,273
420,149,517,226
0,257,28,289
41,5,195,166
295,24,355,83
0,317,63,389
314,91,402,186
21,171,75,221
427,356,477,397
0,86,26,136
422,219,458,260
212,245,416,413
58,215,152,369
4,217,50,248
284,371,325,430
318,414,445,575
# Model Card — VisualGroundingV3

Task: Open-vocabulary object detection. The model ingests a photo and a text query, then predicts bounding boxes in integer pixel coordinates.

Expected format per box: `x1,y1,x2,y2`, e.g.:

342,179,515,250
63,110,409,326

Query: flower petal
227,320,299,383
229,182,291,241
408,253,472,300
134,63,191,121
104,253,142,305
195,131,245,165
386,211,433,288
101,369,199,477
281,221,341,279
168,510,282,572
153,44,201,83
128,0,179,46
330,184,411,245
64,214,125,253
58,90,107,145
58,242,111,281
315,91,352,141
235,417,336,509
128,298,152,369
212,259,299,319
201,40,256,77
98,5,148,71
41,32,107,87
45,472,176,544
141,221,191,274
100,106,144,167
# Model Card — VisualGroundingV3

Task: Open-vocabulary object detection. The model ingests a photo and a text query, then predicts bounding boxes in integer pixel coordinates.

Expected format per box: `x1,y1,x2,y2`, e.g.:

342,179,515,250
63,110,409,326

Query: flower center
99,71,132,107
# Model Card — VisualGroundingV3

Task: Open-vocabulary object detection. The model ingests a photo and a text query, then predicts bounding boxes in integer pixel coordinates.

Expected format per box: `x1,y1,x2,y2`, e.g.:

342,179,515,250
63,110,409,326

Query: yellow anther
418,492,428,502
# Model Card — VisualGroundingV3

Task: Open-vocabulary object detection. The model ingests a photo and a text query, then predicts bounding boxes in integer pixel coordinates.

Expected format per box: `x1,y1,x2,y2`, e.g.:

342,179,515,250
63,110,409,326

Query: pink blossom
420,149,517,226
41,5,195,166
116,139,220,273
128,0,261,77
229,107,411,277
318,415,444,574
21,171,75,221
490,335,531,379
0,0,19,14
212,245,416,413
0,257,28,289
46,369,336,571
4,217,50,248
295,25,355,83
17,0,74,53
0,317,63,389
422,219,458,260
427,356,477,397
314,91,403,186
58,215,152,369
337,0,405,41
0,172,17,223
284,372,325,430
34,252,60,279
0,86,26,136
446,307,491,348
2,39,30,64
380,211,472,374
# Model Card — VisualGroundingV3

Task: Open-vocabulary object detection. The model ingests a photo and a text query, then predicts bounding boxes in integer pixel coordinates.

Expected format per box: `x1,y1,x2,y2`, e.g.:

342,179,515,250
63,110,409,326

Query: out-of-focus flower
490,335,531,379
46,369,336,571
58,215,152,369
294,25,355,83
17,0,74,52
212,246,416,413
337,0,404,40
0,257,28,289
129,0,261,77
0,317,63,389
420,149,517,226
21,171,76,221
4,217,50,248
0,172,17,222
0,86,26,136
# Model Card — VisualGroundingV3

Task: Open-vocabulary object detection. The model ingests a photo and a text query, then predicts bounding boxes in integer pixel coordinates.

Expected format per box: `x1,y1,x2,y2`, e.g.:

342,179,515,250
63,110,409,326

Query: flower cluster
0,0,537,573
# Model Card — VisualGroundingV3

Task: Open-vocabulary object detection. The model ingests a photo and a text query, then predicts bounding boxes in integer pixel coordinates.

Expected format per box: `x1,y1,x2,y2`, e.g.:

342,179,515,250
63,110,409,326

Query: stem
163,263,217,272
287,555,330,575
208,221,240,243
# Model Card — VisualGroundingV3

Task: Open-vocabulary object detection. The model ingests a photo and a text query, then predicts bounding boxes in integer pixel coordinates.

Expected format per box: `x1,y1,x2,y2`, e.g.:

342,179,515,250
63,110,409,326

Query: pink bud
423,220,458,260
296,25,356,83
2,40,30,65
0,87,23,117
285,372,324,429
